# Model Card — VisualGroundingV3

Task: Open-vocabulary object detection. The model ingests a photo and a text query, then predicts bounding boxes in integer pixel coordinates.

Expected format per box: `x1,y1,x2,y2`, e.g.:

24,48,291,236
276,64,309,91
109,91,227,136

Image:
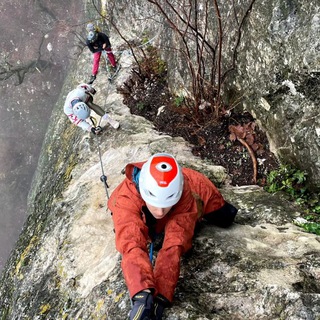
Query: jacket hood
124,161,145,181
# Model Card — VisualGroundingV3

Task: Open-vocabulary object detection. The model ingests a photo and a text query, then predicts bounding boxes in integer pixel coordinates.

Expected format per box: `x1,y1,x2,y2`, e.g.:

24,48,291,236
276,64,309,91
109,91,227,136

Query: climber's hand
91,126,102,135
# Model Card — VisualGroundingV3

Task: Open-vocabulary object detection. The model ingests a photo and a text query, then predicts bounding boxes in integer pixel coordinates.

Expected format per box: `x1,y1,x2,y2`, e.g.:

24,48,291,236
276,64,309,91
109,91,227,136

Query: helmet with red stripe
139,153,184,208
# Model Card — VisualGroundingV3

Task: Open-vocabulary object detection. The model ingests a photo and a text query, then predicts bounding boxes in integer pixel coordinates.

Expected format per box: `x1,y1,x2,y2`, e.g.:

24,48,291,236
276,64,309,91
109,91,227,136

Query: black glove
91,126,102,135
152,294,170,320
203,201,238,228
129,291,153,320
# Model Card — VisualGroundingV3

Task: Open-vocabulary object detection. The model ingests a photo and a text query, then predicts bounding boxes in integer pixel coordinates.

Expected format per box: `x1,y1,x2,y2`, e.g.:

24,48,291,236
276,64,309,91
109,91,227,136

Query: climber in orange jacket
108,153,238,320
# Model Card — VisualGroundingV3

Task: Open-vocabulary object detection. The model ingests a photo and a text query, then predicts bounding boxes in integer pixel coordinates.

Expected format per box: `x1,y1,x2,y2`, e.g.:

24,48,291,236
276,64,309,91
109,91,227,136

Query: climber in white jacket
63,83,119,134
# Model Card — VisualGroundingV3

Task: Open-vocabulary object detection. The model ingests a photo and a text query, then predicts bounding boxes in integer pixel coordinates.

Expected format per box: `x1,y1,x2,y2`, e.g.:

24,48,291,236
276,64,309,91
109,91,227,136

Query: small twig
213,0,222,115
237,137,257,184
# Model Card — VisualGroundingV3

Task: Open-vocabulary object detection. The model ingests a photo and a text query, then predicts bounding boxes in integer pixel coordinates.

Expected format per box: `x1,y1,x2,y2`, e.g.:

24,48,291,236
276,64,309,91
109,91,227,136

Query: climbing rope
149,242,154,263
91,34,158,199
90,117,110,199
98,141,110,199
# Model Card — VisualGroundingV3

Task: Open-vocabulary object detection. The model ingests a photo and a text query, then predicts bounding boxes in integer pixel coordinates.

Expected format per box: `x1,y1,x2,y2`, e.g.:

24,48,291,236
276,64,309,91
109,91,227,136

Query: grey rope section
95,34,157,199
90,116,110,199
98,140,110,199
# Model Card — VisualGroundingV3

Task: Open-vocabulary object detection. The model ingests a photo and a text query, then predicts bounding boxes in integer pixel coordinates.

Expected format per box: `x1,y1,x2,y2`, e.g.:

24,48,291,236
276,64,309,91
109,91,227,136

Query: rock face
0,0,85,270
109,0,320,186
233,0,320,187
0,35,320,319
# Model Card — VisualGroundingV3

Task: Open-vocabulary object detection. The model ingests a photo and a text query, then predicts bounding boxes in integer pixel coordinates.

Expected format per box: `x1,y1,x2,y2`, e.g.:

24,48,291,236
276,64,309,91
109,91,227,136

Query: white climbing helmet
73,102,90,120
139,153,184,208
87,30,98,43
86,23,95,32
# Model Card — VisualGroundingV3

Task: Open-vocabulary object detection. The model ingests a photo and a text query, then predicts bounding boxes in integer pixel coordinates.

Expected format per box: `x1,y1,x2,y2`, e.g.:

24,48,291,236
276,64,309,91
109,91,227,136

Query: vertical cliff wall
0,40,319,319
0,1,319,319
233,0,320,186
108,0,320,186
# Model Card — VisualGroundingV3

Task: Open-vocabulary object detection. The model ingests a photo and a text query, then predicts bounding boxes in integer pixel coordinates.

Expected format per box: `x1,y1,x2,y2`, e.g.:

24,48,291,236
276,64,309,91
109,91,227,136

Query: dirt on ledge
117,69,279,187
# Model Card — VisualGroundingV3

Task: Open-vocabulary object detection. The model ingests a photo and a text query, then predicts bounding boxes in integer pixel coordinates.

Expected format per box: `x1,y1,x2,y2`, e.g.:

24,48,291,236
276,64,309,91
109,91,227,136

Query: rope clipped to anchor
90,116,110,199
98,143,109,199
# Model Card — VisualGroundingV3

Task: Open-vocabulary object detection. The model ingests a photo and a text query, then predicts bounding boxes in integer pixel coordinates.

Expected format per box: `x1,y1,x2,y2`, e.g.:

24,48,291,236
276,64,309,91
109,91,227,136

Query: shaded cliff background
0,0,319,319
109,0,320,186
0,0,84,271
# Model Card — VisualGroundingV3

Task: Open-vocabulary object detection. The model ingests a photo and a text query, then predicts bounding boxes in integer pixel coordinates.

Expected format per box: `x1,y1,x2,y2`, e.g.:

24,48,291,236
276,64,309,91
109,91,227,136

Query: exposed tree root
237,137,257,184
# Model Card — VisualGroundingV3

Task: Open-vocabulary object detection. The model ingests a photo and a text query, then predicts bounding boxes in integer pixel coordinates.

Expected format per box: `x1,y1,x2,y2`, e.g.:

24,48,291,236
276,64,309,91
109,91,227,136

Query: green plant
293,217,320,236
141,35,150,45
302,222,320,235
137,102,145,111
174,95,185,107
154,57,166,75
265,164,320,235
265,165,308,199
139,46,167,79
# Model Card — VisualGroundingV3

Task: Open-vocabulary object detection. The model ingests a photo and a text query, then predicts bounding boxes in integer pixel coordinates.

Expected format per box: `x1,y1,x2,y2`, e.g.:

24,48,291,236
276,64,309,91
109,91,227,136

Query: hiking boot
88,75,96,84
101,113,120,129
108,117,120,129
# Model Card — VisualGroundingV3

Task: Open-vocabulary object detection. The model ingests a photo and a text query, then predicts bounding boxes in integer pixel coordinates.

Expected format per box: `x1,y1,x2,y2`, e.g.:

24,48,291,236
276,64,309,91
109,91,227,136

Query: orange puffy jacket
108,161,225,302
